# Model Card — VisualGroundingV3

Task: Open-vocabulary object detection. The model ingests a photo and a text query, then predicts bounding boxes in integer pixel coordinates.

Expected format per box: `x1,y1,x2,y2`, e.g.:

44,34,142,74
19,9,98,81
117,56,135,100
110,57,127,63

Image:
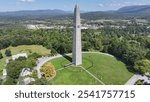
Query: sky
0,0,150,12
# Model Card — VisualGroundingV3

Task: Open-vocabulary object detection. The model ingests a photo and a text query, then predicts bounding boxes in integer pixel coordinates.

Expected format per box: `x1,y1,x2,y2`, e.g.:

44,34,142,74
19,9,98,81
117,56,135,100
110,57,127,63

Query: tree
146,51,150,60
41,63,56,80
5,49,12,57
50,48,57,56
122,47,145,65
134,59,150,74
94,38,103,51
0,79,2,85
4,77,16,85
0,52,3,59
29,78,50,85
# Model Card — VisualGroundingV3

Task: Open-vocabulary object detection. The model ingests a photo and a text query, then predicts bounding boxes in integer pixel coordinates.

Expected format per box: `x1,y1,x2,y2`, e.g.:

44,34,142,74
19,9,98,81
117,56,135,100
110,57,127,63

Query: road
36,54,62,78
125,74,149,85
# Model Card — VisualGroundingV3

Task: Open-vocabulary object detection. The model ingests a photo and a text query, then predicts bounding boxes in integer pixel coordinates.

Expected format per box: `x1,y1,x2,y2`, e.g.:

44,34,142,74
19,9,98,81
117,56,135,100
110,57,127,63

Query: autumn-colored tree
41,63,56,80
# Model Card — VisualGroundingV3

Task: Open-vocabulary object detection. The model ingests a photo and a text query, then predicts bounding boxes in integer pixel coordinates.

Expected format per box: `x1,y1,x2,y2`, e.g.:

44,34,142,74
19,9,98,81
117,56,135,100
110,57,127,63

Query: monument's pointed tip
75,4,79,7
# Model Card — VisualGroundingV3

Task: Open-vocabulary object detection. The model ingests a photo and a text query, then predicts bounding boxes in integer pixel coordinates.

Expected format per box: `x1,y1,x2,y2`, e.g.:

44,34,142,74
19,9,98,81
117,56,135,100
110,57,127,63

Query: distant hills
117,5,150,13
0,5,150,20
81,5,150,20
0,9,71,17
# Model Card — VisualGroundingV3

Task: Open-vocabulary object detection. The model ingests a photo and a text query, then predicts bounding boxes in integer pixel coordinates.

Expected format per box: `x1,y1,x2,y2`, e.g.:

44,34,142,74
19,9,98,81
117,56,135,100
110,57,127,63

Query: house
145,72,150,77
20,68,32,77
18,68,35,85
12,53,28,60
2,69,7,80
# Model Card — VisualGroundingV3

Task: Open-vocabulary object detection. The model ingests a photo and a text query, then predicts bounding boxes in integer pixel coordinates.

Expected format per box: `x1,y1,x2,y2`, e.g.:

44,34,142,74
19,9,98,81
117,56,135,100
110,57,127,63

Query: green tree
146,51,150,60
0,79,2,85
50,48,57,56
0,52,3,59
134,59,150,74
5,49,12,57
4,77,16,85
29,78,50,85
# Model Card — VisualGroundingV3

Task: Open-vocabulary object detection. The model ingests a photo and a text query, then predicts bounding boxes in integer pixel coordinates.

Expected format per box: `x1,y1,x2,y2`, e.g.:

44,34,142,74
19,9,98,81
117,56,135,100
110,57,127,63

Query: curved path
125,74,149,85
35,52,114,79
36,54,63,78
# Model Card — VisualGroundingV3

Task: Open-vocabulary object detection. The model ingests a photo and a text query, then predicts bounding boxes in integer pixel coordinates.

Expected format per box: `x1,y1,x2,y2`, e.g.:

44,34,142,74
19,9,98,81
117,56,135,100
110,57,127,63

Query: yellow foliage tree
41,63,56,80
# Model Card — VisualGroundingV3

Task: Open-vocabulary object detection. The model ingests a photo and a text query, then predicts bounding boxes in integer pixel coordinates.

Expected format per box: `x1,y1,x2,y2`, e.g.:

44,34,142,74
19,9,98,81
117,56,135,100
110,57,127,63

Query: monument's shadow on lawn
63,54,72,62
60,54,72,67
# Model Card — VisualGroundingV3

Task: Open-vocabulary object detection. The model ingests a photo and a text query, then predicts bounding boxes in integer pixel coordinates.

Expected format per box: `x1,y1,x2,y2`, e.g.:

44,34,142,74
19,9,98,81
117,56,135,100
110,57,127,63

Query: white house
2,69,7,80
18,68,35,85
20,68,32,77
12,53,28,60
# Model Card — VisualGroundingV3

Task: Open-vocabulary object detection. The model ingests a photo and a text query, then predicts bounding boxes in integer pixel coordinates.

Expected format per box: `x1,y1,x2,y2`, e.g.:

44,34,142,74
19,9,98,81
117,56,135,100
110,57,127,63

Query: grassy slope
49,53,133,85
0,45,50,75
82,53,133,85
50,56,102,85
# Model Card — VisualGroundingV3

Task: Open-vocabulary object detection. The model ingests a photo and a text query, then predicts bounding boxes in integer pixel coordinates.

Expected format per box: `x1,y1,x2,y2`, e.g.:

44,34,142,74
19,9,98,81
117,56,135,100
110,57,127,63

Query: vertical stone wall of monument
72,4,82,65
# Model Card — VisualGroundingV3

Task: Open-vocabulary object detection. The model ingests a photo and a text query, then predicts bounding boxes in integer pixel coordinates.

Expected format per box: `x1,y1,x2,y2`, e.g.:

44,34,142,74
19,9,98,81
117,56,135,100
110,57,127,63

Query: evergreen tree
5,49,12,57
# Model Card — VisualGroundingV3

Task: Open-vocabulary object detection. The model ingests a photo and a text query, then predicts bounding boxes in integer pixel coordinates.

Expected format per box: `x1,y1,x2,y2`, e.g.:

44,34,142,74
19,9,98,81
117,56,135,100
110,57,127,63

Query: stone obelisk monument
72,4,82,66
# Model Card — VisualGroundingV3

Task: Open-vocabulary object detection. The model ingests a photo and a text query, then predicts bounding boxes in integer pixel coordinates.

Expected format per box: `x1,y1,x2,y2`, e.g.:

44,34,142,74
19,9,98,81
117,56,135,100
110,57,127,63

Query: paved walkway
125,74,149,85
36,54,62,78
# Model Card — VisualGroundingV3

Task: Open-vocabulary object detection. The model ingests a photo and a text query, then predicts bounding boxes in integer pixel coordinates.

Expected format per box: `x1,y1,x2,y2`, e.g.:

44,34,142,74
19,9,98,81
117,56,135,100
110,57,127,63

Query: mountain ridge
117,5,150,13
0,5,150,17
0,9,71,17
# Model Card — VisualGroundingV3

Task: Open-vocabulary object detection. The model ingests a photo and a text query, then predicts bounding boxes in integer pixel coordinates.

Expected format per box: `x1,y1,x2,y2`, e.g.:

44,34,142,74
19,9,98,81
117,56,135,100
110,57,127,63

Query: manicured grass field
53,67,101,85
0,45,50,75
48,53,133,85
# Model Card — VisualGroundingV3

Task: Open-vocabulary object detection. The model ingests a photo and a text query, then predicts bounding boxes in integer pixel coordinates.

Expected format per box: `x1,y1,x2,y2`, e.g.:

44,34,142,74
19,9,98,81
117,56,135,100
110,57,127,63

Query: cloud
124,2,131,4
98,3,104,7
19,0,35,3
109,3,122,7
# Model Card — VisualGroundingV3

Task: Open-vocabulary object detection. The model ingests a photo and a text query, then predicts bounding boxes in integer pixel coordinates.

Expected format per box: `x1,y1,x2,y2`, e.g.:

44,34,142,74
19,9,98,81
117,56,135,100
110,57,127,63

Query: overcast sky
0,0,150,12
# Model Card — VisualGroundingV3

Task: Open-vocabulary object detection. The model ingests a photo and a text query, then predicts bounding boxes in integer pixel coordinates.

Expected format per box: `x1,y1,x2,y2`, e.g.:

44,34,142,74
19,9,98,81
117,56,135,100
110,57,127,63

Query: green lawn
0,45,50,75
52,67,101,85
0,45,50,56
48,53,133,85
